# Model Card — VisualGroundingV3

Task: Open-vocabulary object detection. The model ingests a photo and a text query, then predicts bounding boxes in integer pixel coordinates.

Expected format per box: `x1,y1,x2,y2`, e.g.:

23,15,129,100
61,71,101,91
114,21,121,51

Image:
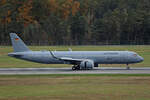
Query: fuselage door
119,52,129,63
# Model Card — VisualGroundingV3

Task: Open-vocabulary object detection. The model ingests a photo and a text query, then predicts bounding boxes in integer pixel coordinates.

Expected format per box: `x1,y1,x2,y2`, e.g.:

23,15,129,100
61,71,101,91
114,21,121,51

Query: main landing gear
72,65,80,70
72,65,93,70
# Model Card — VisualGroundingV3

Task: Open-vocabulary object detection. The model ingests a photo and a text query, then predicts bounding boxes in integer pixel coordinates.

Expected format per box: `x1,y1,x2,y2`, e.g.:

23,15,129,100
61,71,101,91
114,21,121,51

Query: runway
0,67,150,75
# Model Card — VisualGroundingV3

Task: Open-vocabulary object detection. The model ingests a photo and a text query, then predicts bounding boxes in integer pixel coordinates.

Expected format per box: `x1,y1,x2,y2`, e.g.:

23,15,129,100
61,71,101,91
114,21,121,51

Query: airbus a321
8,33,144,70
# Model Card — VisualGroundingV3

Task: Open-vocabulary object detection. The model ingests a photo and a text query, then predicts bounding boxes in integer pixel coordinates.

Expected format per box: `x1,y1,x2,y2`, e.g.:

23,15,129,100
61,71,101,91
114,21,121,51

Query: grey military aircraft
8,33,144,70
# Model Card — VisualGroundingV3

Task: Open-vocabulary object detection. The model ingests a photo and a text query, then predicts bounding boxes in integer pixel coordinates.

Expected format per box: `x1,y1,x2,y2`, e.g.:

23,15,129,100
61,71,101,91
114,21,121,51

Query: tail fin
10,33,31,52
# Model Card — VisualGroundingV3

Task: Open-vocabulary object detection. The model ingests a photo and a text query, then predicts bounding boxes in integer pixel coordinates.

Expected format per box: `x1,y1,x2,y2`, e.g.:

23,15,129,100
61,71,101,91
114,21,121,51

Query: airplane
8,33,144,70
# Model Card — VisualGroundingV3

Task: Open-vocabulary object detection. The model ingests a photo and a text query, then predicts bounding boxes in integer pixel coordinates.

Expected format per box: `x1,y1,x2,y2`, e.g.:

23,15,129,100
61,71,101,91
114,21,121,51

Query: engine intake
79,60,94,70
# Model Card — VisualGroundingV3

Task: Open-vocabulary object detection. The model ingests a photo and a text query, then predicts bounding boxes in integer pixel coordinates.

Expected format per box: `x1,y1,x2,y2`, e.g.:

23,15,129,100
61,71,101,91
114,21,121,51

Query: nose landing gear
126,64,130,70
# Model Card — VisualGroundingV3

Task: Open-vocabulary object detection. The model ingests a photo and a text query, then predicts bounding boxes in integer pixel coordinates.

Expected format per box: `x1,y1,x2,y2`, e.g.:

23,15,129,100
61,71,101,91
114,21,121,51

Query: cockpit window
133,54,137,57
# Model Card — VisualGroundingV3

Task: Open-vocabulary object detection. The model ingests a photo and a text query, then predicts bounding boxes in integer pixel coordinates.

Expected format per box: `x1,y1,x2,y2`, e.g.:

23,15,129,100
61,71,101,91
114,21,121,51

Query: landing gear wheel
72,66,76,70
72,65,80,70
127,66,130,70
76,65,80,70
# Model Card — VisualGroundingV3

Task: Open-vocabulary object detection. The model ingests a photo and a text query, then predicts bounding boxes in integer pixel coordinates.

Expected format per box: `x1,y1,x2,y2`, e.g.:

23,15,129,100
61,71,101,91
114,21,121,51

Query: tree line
0,0,150,45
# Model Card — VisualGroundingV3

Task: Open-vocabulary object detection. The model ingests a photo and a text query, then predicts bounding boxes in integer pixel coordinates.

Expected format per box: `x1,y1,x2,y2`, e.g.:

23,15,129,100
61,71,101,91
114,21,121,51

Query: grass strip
0,74,150,78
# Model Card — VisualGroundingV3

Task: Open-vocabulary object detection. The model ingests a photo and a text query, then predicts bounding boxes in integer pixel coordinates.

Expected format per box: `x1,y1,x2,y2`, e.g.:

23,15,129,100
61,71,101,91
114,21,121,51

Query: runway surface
0,67,150,75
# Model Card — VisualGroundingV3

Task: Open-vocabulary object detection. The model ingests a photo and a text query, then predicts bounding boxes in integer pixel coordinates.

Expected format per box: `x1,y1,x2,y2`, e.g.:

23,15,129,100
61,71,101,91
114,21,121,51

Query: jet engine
79,60,94,69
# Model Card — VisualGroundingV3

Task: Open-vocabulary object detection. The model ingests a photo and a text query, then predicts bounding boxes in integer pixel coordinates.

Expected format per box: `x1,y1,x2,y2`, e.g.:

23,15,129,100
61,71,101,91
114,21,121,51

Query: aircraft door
119,52,129,63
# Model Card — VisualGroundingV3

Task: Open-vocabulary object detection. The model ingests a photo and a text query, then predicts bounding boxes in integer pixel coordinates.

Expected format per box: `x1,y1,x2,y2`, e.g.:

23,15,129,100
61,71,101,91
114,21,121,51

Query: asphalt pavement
0,67,150,75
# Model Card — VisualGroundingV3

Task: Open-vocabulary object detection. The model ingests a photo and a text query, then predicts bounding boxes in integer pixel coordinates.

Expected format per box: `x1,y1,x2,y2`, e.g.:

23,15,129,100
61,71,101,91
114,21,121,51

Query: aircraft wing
49,51,86,64
59,57,84,62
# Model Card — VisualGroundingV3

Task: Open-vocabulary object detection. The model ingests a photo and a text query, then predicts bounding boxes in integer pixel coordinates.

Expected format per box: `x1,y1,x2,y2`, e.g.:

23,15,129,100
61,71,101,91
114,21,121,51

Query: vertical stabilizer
10,33,31,52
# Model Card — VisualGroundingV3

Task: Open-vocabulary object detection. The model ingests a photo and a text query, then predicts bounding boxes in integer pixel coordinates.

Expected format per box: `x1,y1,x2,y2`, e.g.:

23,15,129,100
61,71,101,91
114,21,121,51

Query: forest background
0,0,150,45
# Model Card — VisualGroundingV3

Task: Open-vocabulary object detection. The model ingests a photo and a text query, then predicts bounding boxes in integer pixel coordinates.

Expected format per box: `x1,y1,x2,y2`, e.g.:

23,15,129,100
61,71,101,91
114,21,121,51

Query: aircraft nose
139,56,144,62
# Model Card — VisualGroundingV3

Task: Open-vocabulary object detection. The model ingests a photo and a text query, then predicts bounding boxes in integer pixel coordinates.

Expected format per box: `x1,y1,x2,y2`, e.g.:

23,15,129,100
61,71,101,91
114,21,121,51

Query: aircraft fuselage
8,51,144,65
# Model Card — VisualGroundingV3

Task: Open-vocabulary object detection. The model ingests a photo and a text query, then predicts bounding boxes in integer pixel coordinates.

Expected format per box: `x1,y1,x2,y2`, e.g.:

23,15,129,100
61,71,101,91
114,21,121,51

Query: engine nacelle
79,60,94,69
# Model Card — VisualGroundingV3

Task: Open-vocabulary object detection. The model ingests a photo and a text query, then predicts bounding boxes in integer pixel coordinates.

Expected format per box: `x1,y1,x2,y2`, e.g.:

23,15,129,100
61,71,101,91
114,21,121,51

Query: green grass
1,74,150,78
0,75,150,100
0,45,150,68
0,46,150,100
